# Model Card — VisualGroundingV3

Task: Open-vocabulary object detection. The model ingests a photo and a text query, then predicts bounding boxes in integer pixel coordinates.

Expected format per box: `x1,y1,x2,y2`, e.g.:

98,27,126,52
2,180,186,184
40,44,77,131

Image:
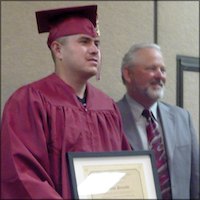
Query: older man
117,43,199,199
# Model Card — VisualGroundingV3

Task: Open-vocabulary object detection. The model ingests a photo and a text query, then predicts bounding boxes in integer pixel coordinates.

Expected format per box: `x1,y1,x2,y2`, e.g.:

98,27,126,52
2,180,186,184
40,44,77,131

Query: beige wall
1,1,199,135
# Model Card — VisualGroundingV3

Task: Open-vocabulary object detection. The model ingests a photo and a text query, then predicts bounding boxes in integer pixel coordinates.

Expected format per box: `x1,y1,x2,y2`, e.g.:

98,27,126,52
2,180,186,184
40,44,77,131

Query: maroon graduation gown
1,73,131,199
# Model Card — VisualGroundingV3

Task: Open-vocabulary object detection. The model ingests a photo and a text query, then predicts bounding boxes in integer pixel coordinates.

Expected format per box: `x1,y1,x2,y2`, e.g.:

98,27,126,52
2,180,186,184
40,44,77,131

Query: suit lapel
119,96,144,150
158,102,176,162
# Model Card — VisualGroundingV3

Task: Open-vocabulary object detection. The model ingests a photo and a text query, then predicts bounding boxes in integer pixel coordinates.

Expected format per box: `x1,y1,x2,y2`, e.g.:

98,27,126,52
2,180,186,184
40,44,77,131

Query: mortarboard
35,5,99,48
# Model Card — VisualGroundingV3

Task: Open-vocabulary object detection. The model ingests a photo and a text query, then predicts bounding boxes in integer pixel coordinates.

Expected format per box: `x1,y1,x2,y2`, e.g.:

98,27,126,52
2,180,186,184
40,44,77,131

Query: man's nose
89,43,99,54
155,68,165,76
154,68,166,82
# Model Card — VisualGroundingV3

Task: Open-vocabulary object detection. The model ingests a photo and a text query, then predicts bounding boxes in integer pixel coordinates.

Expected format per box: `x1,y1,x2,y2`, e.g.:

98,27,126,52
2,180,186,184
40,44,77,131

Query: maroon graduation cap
35,5,98,48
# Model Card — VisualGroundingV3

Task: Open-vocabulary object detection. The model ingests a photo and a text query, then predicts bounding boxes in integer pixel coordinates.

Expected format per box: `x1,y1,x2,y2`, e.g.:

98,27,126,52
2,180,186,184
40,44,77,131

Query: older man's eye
146,66,156,71
161,67,166,73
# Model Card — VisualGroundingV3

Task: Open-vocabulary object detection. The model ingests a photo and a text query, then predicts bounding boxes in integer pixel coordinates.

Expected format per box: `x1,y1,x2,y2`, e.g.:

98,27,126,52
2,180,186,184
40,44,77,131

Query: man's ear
122,67,133,84
50,41,63,60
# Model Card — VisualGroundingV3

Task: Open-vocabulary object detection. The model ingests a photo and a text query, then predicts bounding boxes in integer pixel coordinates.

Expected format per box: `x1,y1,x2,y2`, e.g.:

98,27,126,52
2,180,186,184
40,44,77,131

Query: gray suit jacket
117,95,199,199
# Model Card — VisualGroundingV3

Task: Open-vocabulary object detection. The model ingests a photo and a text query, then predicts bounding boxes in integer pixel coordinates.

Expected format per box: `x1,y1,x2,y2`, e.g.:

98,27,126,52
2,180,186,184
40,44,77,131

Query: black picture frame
176,55,200,107
67,150,161,199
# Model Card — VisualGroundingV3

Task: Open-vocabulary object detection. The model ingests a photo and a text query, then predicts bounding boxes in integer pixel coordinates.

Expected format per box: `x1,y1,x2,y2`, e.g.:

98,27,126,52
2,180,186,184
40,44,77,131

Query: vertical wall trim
154,0,158,44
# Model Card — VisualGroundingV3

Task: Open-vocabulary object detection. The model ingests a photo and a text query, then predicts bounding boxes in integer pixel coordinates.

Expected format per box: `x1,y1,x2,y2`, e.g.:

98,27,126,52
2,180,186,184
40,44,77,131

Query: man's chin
84,70,98,79
147,88,164,100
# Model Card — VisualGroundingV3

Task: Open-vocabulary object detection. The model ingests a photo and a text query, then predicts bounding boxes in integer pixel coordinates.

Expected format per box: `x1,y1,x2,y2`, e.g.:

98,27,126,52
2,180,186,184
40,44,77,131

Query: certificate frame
67,150,161,199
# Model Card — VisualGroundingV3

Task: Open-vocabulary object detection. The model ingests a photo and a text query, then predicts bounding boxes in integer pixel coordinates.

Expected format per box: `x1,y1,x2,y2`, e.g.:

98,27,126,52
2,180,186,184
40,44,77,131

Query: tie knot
142,109,152,120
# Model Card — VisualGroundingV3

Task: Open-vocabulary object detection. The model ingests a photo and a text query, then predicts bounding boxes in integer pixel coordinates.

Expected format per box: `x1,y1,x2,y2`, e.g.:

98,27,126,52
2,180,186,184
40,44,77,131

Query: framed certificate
67,150,161,199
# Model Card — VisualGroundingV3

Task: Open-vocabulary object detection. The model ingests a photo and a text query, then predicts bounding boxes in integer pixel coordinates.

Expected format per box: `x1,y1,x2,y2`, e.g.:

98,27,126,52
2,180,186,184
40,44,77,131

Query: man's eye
95,41,100,48
161,67,166,73
80,39,88,44
145,66,166,73
146,66,156,71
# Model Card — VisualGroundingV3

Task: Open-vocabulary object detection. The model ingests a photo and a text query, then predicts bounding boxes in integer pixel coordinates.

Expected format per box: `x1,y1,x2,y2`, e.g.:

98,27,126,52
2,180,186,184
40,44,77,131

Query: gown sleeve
1,86,63,199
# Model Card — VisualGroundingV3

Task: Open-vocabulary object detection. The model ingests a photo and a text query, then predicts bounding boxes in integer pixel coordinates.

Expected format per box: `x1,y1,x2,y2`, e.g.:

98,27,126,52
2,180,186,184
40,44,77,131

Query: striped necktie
142,109,172,199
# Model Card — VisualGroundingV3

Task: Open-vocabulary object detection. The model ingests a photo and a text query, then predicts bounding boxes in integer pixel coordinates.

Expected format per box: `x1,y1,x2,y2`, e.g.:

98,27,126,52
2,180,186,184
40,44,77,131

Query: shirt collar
149,102,158,120
125,93,158,120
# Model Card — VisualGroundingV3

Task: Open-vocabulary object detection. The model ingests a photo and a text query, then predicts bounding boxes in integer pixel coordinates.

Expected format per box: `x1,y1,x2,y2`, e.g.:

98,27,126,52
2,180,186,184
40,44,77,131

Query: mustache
151,80,165,87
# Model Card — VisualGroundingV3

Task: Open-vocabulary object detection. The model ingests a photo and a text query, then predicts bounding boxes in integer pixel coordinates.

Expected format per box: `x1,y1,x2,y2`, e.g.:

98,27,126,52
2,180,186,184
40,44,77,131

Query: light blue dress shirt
125,93,164,150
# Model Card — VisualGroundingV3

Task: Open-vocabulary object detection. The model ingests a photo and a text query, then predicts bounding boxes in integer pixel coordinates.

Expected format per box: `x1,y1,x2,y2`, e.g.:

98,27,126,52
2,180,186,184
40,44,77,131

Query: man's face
125,48,166,105
60,34,101,80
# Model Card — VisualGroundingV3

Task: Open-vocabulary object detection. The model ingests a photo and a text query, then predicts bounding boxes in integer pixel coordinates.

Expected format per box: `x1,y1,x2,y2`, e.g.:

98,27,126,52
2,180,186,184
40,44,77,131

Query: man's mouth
151,81,164,88
87,58,98,65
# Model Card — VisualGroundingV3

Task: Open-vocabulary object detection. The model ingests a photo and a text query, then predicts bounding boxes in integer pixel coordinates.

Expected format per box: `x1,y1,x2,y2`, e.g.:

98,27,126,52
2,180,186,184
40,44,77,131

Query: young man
117,43,199,199
1,5,131,199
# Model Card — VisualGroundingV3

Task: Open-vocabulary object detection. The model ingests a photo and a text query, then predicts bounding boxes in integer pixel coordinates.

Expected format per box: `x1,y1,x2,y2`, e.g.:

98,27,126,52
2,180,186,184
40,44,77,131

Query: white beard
146,86,164,100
